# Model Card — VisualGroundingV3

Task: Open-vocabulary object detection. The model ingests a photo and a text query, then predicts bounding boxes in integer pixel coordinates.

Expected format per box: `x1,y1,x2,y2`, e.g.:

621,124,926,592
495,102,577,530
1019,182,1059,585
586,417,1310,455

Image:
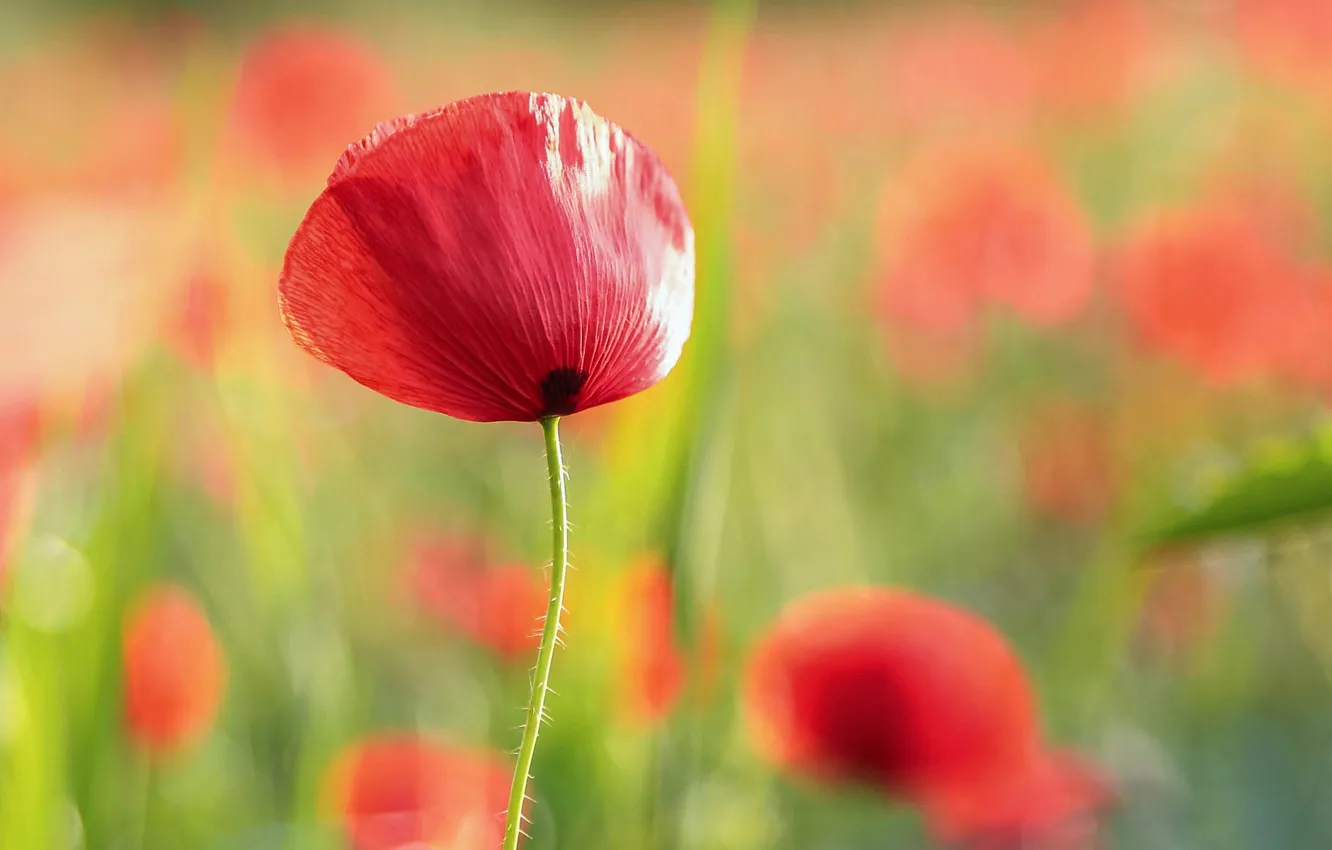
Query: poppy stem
503,414,569,850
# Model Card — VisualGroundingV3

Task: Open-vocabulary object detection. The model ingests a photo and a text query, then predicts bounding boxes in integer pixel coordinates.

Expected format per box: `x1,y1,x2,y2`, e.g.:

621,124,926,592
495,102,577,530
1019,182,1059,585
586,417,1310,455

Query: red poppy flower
879,150,1094,334
1235,0,1332,87
329,735,512,850
1018,402,1117,523
1115,205,1302,384
1031,0,1153,119
122,584,225,753
743,587,1040,800
411,537,547,661
166,263,230,370
926,751,1112,850
278,91,694,423
228,25,398,186
881,14,1035,136
617,558,687,724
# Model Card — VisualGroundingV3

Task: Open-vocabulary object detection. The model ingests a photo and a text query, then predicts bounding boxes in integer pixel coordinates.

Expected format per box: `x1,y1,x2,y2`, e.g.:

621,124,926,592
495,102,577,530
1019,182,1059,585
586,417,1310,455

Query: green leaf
1137,425,1332,547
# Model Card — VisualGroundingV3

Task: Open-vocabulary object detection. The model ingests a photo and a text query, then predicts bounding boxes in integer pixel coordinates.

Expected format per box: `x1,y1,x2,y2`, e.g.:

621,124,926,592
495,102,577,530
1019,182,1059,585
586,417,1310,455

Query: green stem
503,415,569,850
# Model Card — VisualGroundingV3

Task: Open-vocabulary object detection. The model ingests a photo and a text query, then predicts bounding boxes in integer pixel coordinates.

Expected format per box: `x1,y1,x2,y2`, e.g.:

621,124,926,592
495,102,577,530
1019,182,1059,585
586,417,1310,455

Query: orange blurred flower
410,536,547,661
1018,401,1118,524
1115,204,1305,385
0,27,183,200
122,584,226,754
226,24,398,188
1235,0,1332,89
618,559,687,724
165,256,231,371
880,13,1035,138
877,149,1094,345
326,735,512,850
0,398,42,594
1031,0,1155,120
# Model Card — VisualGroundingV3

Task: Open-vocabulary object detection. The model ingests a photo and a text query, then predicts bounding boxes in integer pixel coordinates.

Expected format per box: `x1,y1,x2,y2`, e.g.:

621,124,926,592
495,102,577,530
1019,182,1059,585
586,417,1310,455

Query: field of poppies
3,0,1332,848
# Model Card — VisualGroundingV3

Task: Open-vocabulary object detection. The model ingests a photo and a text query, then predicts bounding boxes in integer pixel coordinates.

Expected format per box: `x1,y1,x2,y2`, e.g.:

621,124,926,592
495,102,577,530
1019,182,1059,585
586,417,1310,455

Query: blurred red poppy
166,262,230,370
279,91,694,423
227,25,398,187
618,558,686,724
411,537,547,661
881,14,1035,136
743,587,1039,799
1235,0,1332,88
1018,402,1117,523
1115,205,1303,384
0,400,42,595
329,735,511,850
879,150,1094,335
1031,0,1154,120
927,751,1112,850
122,584,225,754
744,587,1110,844
0,29,182,200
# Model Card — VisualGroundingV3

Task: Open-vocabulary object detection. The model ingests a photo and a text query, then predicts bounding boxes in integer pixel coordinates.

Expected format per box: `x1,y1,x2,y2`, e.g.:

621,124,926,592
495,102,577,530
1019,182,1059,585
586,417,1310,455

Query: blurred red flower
0,28,182,200
1018,402,1117,523
879,150,1094,335
166,261,230,370
411,537,547,661
278,91,694,423
122,584,225,754
881,14,1035,137
1235,0,1332,88
927,751,1112,850
1031,0,1154,120
744,587,1038,797
227,25,398,187
618,559,686,723
328,735,511,850
743,587,1109,845
1115,205,1304,384
0,399,42,594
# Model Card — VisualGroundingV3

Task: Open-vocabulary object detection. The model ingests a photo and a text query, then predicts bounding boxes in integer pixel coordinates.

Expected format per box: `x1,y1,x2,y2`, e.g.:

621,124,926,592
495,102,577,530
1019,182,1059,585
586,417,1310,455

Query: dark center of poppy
539,367,588,416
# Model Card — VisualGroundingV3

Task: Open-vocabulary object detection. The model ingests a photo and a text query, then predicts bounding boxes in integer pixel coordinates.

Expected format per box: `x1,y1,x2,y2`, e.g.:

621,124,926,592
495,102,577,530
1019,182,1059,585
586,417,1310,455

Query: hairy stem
502,415,569,850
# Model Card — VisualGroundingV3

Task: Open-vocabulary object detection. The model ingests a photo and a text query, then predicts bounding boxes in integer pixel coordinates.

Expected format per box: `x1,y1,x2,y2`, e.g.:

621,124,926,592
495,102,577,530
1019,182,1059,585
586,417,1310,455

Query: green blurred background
2,0,1332,847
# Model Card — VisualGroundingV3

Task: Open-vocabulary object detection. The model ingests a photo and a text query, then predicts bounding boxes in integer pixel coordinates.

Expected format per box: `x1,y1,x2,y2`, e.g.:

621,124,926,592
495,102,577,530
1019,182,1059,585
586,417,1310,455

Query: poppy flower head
879,150,1093,333
1115,204,1302,384
331,735,512,850
279,91,694,423
743,587,1039,799
229,25,398,186
122,584,225,754
411,537,547,660
926,751,1113,849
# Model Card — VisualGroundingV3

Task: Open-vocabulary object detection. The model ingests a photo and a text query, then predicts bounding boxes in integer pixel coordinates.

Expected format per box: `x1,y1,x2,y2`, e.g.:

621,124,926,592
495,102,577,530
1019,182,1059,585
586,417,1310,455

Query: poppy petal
279,91,694,422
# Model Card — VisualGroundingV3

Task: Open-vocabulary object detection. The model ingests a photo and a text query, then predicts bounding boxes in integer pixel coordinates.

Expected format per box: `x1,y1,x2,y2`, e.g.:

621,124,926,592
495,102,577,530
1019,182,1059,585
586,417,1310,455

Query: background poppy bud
279,90,694,423
743,587,1040,801
121,583,225,754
